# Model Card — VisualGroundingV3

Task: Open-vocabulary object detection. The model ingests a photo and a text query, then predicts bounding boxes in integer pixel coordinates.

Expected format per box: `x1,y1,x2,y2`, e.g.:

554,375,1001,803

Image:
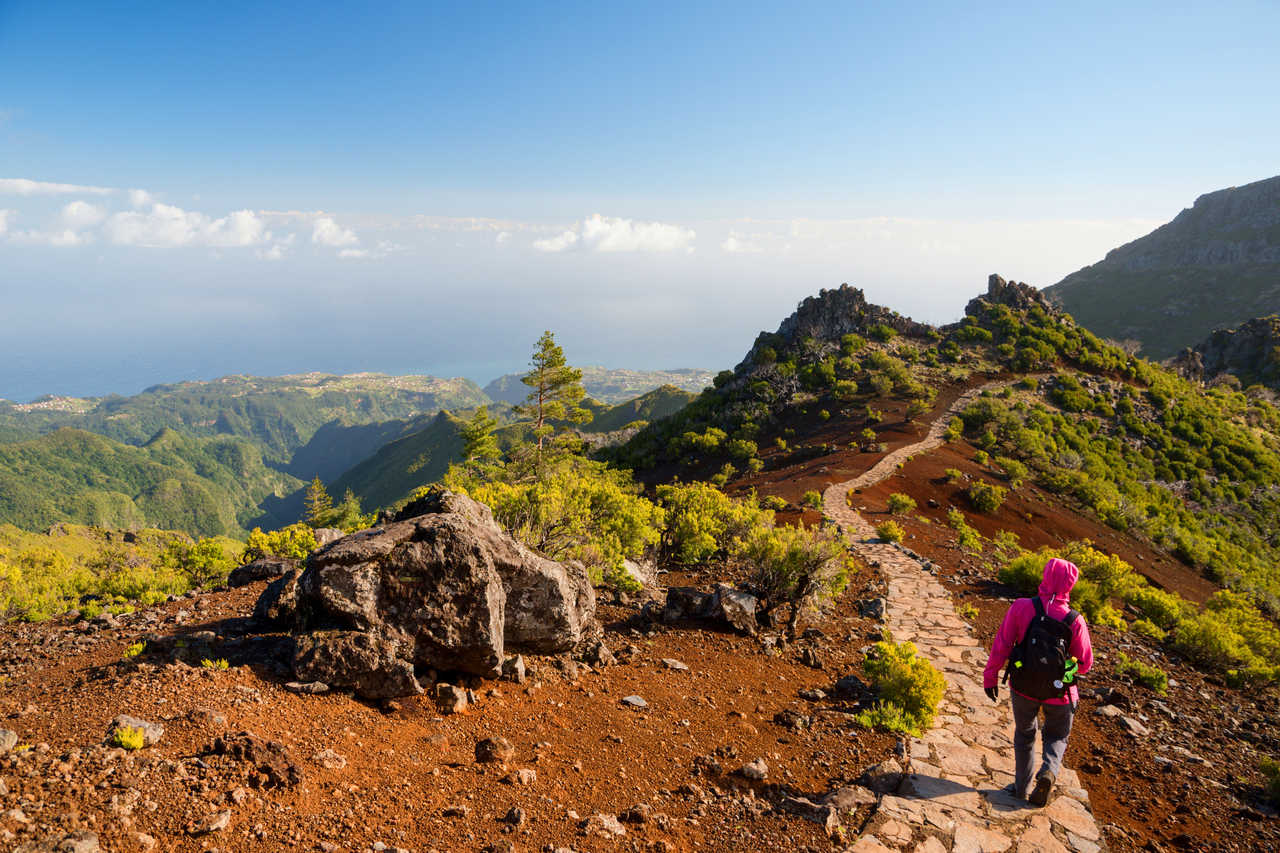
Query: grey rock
475,736,515,764
312,527,345,547
253,569,300,628
14,831,101,853
661,658,689,671
740,758,768,780
662,586,711,623
0,728,17,753
284,680,330,695
777,795,841,836
280,491,594,694
581,813,626,838
709,583,758,635
293,631,422,700
621,695,648,709
434,683,469,715
108,715,163,747
188,810,231,836
501,654,526,684
858,757,904,794
857,597,886,619
228,557,297,588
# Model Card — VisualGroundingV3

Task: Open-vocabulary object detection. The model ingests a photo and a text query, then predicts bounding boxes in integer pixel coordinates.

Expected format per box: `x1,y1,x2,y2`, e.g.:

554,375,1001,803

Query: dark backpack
1004,596,1079,701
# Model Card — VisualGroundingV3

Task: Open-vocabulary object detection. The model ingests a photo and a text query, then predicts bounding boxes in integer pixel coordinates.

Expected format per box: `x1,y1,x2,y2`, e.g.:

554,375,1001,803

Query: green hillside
581,384,696,432
0,372,489,463
1045,174,1280,359
484,366,712,405
0,428,301,537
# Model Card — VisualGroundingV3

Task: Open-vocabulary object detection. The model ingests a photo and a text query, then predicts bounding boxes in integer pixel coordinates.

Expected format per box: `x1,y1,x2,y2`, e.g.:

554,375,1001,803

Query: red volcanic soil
0,563,895,851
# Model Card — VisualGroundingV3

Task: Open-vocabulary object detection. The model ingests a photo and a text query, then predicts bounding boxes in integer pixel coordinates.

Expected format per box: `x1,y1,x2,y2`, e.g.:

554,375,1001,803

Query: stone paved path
822,383,1106,852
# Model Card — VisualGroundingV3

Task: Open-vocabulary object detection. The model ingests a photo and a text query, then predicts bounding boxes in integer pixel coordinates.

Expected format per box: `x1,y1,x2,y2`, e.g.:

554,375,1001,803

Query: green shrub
801,490,823,510
111,725,145,751
998,551,1044,594
122,641,146,660
974,449,990,465
856,639,946,736
1261,757,1280,806
833,380,859,401
1131,618,1167,642
201,657,230,671
865,407,884,424
886,493,917,515
875,520,904,543
943,417,963,442
760,495,789,512
869,374,893,397
1114,652,1168,694
943,468,963,483
242,524,317,563
967,481,1007,514
958,602,979,620
732,523,852,638
868,324,898,342
473,467,665,587
656,482,771,565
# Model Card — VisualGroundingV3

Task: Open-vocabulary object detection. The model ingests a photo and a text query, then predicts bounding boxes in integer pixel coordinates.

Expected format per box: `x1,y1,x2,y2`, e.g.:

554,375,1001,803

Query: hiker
982,557,1093,806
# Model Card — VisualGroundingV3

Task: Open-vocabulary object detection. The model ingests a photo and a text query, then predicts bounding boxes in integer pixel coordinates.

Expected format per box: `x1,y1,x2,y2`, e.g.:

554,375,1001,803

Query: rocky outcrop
262,490,596,698
1175,315,1280,388
963,273,1053,318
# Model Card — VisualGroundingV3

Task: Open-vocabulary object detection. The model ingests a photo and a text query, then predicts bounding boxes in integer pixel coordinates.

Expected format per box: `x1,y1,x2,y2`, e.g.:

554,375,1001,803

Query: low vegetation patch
1113,651,1168,694
856,639,946,736
886,492,917,515
875,520,904,543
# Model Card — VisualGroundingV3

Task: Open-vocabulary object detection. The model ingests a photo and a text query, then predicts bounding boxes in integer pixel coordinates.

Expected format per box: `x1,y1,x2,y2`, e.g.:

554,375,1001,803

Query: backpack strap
1031,596,1046,618
1062,609,1080,627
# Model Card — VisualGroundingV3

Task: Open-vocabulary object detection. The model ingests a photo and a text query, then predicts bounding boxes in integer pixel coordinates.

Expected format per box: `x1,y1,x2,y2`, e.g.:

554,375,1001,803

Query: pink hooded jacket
983,558,1094,705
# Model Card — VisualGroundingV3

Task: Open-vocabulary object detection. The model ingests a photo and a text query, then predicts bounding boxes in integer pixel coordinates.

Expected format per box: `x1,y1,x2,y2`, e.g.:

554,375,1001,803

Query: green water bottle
1063,656,1079,685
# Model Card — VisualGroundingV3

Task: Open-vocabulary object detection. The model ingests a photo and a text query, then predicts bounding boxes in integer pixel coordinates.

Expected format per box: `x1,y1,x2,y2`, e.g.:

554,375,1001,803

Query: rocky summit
269,490,595,698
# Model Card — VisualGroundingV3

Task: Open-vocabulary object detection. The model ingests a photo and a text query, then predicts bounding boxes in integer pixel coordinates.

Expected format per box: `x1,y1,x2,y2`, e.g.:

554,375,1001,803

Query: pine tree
460,405,501,470
514,331,592,451
303,476,332,526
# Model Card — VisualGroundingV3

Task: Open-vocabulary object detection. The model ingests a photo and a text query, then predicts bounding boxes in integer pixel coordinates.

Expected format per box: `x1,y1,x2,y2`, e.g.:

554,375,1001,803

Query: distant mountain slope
0,428,301,537
484,367,712,405
1045,174,1280,359
1171,314,1280,389
0,373,489,463
581,384,696,433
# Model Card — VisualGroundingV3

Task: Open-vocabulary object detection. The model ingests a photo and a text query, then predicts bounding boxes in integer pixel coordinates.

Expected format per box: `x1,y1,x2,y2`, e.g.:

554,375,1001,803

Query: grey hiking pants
1011,692,1075,796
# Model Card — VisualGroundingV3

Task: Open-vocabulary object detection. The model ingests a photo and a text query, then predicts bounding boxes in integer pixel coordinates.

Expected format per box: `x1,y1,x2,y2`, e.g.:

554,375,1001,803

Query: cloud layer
533,214,696,253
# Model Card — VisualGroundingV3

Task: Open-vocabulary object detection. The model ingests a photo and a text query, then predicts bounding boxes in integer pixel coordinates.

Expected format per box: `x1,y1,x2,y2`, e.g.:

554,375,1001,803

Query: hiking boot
1028,771,1055,807
1000,782,1026,801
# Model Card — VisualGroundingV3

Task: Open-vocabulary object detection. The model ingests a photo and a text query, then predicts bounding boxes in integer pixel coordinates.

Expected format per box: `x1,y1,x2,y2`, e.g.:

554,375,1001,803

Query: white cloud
532,229,580,253
0,178,114,196
9,228,89,247
62,200,106,229
721,231,763,254
581,214,695,252
337,240,403,261
533,214,696,254
311,216,359,247
104,204,268,248
128,188,154,208
0,209,12,235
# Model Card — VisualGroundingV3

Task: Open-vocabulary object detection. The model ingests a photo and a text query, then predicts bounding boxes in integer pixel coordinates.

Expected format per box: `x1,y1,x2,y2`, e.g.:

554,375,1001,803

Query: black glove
984,686,998,702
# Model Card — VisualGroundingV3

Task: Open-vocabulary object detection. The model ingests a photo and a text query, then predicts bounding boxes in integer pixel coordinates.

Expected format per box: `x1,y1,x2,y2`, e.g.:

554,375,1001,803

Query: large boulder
228,557,296,588
269,490,595,697
253,570,299,629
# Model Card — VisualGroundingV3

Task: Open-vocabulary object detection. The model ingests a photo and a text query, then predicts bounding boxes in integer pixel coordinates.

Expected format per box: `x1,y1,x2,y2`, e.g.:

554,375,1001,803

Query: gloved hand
984,686,999,702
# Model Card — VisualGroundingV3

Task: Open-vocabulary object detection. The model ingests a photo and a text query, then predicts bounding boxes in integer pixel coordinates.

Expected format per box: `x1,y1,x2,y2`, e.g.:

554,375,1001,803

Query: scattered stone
1120,715,1150,737
501,654,526,684
312,748,347,770
799,646,823,669
502,806,526,826
661,658,689,671
621,695,648,710
285,680,330,695
798,688,827,701
206,732,303,788
253,570,300,627
857,757,904,794
443,805,470,818
778,795,841,836
822,785,877,810
108,715,163,747
504,768,537,785
475,737,515,764
434,683,469,715
619,803,651,824
581,813,626,838
0,729,17,754
739,758,768,780
857,598,886,619
188,810,232,836
709,583,759,635
834,673,869,698
188,708,228,728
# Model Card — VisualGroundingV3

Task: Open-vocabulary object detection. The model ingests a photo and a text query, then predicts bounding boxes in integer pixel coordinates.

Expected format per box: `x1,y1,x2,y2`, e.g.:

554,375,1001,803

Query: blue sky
2,1,1277,401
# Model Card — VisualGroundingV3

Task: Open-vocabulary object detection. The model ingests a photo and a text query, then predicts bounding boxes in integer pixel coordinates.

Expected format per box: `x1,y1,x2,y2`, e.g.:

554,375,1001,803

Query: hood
1039,557,1079,604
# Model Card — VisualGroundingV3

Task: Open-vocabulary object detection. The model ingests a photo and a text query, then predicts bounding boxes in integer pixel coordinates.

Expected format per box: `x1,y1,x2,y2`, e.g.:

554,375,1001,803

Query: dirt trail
823,383,1106,852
